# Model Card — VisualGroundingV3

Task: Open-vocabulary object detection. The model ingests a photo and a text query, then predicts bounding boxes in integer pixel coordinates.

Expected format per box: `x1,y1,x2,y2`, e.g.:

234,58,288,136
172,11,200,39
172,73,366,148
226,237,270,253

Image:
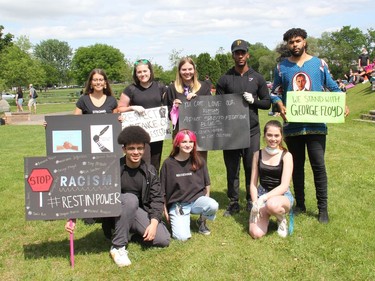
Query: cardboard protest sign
45,114,123,157
179,94,250,150
121,106,172,142
286,91,346,123
25,153,121,221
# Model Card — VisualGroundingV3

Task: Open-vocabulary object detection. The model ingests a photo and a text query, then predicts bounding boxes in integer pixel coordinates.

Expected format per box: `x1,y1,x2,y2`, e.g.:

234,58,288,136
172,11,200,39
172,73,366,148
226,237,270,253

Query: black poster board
45,114,123,157
179,94,250,150
24,153,121,221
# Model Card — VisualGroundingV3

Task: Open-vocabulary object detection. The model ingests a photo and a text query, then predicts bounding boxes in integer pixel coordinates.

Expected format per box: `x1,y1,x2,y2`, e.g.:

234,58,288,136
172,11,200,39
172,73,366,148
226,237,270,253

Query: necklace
265,146,280,156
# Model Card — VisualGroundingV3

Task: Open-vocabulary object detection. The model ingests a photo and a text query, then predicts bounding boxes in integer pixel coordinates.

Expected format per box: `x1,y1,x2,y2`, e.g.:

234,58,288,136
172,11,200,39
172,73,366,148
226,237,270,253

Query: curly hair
117,126,151,146
283,28,307,42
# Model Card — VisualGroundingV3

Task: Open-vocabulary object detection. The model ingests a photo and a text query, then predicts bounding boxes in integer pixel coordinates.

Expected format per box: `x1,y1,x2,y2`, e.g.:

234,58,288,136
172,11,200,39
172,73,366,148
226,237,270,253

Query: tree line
0,25,374,92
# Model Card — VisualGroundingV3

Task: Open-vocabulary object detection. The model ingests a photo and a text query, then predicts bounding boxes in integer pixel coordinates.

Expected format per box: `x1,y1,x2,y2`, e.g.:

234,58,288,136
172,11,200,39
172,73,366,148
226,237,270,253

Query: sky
0,0,373,70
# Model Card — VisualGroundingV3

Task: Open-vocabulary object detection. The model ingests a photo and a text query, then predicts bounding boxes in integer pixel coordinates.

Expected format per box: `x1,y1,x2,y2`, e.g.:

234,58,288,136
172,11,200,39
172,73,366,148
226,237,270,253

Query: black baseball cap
231,39,249,53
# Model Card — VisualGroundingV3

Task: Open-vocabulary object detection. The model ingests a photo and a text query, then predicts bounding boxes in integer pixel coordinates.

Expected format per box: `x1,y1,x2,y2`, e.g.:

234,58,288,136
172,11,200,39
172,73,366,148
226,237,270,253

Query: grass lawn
0,83,374,280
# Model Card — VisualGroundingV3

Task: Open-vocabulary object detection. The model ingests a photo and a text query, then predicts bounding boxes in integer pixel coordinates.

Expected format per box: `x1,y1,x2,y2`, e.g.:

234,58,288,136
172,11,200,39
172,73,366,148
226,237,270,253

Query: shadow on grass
23,228,110,260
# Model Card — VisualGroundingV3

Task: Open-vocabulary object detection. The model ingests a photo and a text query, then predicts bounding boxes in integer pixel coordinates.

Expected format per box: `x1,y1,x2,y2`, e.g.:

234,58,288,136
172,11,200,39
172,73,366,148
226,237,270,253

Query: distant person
28,84,37,114
216,39,271,216
15,86,24,112
249,120,294,239
164,57,212,161
358,48,370,68
160,129,218,241
118,59,167,172
65,126,170,267
271,28,349,223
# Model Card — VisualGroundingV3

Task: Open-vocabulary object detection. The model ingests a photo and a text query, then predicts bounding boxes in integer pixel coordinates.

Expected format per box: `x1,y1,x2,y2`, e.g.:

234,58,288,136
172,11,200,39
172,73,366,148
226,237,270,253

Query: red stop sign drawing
28,168,54,192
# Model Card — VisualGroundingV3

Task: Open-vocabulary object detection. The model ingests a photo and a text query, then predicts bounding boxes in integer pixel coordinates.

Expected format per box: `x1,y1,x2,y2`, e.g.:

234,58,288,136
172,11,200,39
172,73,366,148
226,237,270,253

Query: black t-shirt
123,82,166,109
358,53,369,67
160,156,210,207
121,165,143,204
76,95,117,114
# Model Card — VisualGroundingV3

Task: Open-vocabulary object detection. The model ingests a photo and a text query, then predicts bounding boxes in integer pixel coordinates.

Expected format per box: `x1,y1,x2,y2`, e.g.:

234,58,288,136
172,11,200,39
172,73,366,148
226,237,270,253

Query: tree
71,44,127,85
318,26,368,78
14,35,32,53
0,25,13,54
33,39,72,86
168,48,183,69
0,44,45,89
214,53,232,76
196,53,212,81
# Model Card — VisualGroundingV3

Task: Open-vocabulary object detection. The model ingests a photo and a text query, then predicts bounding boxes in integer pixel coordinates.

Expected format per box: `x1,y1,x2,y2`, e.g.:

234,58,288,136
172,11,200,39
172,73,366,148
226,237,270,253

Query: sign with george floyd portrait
24,153,121,221
45,114,123,157
179,94,250,150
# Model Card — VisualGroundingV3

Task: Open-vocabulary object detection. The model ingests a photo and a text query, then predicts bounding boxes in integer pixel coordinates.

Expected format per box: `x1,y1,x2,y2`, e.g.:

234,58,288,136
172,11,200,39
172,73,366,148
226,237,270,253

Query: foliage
0,25,13,53
34,39,73,86
71,44,128,85
318,26,369,77
0,44,46,89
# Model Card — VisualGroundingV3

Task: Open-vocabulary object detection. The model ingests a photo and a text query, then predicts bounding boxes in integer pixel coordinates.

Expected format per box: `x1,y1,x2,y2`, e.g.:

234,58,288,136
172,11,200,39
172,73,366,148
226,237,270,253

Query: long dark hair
84,68,113,96
170,129,202,171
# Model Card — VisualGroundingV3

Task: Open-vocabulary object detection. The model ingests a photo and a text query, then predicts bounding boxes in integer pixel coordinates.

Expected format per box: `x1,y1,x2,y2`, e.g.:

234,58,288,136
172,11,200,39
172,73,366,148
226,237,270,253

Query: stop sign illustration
28,168,53,192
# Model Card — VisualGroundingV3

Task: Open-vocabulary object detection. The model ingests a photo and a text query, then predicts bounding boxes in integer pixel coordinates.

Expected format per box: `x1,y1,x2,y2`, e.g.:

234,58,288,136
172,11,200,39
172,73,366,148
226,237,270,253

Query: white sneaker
277,216,288,238
110,246,131,267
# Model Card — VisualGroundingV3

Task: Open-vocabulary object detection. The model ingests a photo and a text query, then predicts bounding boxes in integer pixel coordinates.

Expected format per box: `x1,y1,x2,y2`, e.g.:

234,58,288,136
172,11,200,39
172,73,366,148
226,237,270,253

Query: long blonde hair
174,57,201,94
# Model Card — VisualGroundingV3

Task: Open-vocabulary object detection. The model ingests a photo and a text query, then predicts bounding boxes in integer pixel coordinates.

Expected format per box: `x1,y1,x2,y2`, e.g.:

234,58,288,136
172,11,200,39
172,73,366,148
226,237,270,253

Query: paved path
11,111,72,125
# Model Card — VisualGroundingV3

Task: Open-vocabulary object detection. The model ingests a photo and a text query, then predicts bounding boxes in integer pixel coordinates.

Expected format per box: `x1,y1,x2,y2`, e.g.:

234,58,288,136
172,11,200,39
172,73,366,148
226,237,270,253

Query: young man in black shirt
216,39,271,216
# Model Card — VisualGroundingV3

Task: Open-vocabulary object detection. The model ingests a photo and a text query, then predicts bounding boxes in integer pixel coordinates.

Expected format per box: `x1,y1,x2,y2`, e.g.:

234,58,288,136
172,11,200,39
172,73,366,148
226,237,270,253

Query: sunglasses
134,59,149,66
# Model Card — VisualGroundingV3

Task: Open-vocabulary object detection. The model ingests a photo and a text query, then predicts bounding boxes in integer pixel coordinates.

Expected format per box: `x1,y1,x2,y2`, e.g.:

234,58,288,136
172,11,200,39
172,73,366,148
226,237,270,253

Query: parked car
1,93,16,100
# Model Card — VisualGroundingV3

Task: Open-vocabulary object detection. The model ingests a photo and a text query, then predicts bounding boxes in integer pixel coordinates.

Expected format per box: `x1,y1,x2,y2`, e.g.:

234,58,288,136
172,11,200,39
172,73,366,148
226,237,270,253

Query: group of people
63,27,349,267
344,48,375,87
14,84,38,113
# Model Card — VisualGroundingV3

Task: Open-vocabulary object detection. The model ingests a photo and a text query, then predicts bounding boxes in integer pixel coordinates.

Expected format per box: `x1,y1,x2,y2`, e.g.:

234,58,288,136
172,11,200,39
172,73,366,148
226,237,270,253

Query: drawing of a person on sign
293,73,311,91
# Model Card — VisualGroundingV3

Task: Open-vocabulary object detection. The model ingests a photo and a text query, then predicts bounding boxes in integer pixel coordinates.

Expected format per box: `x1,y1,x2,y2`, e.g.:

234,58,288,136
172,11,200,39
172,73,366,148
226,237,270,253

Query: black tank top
259,150,286,191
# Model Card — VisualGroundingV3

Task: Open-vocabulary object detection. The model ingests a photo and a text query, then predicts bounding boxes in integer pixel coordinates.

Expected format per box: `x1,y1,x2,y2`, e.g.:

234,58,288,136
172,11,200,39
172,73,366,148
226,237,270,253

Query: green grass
0,83,374,280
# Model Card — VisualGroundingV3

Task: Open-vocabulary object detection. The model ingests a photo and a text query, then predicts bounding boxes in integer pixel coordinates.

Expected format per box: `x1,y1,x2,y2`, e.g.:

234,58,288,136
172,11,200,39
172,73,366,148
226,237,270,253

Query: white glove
257,194,267,208
243,92,254,104
131,105,145,115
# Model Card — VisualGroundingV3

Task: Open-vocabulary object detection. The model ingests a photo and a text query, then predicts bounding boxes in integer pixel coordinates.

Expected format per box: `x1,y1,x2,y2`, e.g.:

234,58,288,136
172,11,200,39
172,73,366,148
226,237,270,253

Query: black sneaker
246,200,253,212
196,216,211,235
318,210,329,224
223,201,240,217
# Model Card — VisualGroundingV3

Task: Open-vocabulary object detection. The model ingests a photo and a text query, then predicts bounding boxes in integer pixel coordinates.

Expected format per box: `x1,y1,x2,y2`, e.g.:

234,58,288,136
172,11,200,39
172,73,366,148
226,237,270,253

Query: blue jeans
285,134,327,210
168,196,219,241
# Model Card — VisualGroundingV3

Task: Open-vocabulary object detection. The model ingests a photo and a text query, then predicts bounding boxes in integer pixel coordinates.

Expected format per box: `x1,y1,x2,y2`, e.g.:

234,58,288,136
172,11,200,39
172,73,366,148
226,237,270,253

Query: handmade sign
286,91,346,123
45,114,123,157
24,153,121,221
179,94,250,150
121,106,171,142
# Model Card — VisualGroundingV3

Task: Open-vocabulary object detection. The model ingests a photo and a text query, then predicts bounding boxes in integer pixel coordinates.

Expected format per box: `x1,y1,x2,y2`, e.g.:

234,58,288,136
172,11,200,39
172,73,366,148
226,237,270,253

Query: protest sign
45,114,123,157
179,94,250,150
121,106,172,142
286,91,346,123
25,153,121,221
